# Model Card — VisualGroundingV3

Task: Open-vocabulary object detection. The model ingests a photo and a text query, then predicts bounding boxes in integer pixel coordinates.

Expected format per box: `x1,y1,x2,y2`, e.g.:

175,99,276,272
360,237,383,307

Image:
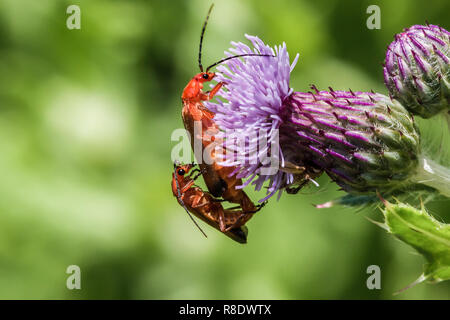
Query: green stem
411,156,450,197
445,112,450,132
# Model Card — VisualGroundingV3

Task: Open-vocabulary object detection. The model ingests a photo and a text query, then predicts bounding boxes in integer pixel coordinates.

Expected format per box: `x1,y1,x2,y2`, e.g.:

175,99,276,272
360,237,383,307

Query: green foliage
381,200,450,285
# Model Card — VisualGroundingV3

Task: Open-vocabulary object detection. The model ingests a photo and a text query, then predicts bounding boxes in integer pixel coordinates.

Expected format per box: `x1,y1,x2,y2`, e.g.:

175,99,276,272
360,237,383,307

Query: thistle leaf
381,200,450,284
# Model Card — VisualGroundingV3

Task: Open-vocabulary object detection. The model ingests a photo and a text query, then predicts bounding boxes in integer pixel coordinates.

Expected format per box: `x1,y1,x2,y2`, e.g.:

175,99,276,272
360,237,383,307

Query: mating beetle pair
172,4,270,243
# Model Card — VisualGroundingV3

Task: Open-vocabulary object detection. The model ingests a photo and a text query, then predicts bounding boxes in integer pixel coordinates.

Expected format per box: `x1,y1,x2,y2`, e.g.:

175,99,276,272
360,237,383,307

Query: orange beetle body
181,73,259,213
171,163,252,243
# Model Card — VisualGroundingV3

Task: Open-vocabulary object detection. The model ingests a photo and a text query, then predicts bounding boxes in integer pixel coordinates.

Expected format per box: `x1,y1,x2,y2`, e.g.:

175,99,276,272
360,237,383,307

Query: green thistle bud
384,24,450,118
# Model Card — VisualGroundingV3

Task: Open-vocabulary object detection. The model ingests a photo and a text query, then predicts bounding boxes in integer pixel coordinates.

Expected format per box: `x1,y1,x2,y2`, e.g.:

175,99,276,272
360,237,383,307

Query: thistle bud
384,24,450,118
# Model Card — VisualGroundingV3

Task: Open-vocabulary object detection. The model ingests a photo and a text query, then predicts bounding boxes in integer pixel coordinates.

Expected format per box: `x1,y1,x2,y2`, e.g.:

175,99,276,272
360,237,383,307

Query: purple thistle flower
384,24,450,118
206,35,301,200
207,35,421,200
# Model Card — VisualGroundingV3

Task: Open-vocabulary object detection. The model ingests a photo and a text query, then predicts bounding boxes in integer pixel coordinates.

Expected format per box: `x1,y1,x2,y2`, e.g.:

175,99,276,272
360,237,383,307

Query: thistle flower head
206,35,300,200
208,36,422,200
384,24,450,118
282,90,420,195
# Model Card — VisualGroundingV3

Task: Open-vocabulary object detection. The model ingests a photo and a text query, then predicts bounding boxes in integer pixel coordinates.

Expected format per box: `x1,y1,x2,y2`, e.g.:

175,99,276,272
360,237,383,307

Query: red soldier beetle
181,4,272,214
172,162,265,243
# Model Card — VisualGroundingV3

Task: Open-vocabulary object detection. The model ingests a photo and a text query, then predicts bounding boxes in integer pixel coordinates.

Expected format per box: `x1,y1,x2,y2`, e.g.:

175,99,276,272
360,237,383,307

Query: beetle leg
200,82,225,101
191,194,207,208
189,166,208,179
180,179,196,193
207,82,224,100
223,205,242,211
188,168,200,176
189,170,204,181
241,201,267,214
224,213,247,232
252,201,268,213
218,209,227,233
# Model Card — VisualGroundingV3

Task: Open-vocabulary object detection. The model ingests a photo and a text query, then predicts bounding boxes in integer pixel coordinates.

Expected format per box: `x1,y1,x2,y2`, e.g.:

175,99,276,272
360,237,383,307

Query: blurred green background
0,0,449,299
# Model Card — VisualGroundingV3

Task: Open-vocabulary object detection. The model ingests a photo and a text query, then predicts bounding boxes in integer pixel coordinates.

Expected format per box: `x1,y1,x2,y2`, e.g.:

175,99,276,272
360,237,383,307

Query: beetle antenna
173,164,208,238
206,53,274,72
198,4,214,73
